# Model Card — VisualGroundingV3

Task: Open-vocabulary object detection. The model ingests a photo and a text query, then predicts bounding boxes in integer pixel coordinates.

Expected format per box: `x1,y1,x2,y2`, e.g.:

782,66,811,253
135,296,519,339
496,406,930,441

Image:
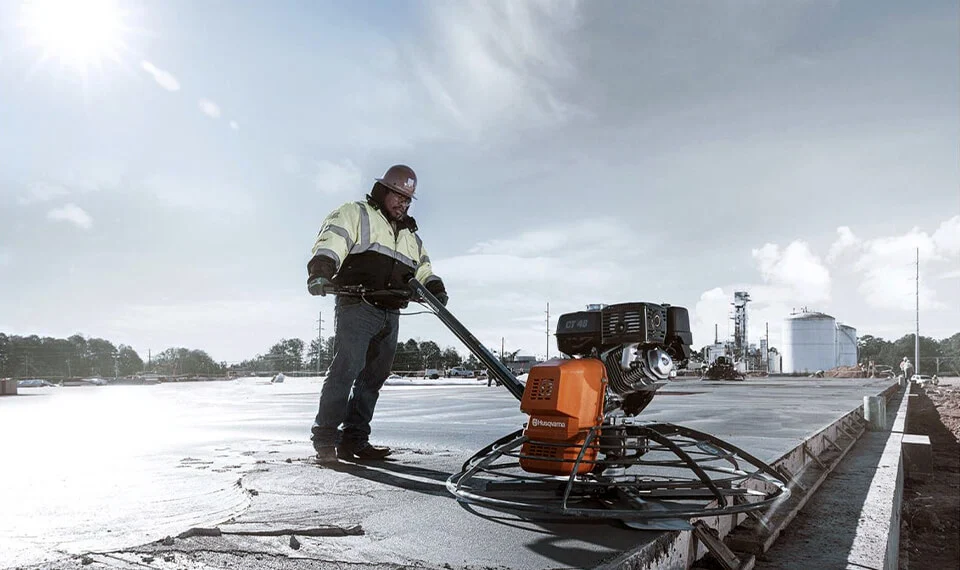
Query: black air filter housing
665,305,693,362
666,306,693,346
555,309,602,356
556,303,672,356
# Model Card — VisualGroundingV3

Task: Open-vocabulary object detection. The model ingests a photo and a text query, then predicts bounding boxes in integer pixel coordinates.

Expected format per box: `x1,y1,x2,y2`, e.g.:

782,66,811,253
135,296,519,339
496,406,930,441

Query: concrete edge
844,380,915,570
594,380,902,570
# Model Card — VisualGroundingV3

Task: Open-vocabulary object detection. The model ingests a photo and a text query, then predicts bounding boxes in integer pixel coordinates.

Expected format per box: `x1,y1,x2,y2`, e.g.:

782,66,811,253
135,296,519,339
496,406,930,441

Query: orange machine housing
519,358,606,475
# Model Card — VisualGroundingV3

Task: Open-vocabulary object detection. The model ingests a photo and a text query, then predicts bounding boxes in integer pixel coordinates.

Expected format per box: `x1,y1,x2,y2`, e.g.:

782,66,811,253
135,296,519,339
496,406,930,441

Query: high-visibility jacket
308,199,442,309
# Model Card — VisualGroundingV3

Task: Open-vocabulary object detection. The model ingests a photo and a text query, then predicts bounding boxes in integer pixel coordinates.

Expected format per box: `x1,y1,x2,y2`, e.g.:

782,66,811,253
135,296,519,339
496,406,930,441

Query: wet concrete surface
0,375,897,569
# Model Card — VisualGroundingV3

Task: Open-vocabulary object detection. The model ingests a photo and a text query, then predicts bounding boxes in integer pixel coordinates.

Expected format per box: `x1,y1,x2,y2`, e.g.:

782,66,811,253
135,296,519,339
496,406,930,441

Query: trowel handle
407,278,526,401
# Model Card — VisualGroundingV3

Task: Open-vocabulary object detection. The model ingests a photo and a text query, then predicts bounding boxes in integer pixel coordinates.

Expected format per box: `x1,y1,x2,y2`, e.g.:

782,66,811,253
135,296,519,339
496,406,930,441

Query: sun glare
19,0,130,76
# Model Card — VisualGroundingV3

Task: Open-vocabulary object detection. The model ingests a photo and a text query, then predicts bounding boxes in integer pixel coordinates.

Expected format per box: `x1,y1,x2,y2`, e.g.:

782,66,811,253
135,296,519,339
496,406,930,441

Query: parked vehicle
447,367,475,378
424,368,441,379
17,379,58,388
911,374,939,386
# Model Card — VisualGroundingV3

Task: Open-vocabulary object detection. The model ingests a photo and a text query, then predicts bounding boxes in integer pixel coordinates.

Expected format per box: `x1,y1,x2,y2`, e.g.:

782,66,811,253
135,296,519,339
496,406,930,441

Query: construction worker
306,164,448,463
900,357,913,380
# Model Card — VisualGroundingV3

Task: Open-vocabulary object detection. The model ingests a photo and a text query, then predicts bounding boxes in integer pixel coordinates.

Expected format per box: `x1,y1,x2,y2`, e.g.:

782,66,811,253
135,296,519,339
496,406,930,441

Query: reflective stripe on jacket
309,201,440,306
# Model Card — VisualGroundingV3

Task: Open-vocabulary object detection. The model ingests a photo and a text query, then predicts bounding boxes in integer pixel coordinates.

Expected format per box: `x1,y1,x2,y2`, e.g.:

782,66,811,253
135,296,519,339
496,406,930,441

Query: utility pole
545,302,550,361
915,248,920,375
765,322,770,373
316,311,323,374
501,337,505,364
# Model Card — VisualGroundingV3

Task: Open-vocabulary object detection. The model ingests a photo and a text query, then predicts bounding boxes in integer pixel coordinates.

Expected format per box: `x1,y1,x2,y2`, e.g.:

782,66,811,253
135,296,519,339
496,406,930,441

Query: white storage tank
837,324,858,367
782,311,837,374
768,350,782,374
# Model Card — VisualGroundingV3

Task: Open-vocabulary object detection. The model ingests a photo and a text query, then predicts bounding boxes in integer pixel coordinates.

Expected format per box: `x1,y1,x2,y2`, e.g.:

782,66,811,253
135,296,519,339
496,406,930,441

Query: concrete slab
2,376,898,570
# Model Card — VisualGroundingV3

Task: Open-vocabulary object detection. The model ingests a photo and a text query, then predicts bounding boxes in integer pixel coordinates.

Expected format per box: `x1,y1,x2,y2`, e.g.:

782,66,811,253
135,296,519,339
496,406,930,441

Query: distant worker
900,357,913,380
306,164,448,463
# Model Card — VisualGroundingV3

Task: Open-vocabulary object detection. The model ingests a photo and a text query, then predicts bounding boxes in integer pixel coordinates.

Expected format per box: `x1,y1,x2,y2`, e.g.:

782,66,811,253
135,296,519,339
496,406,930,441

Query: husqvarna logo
531,418,567,429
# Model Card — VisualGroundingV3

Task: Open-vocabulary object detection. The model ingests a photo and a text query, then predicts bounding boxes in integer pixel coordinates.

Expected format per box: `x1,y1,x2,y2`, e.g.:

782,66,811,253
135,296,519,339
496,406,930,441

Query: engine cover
519,358,606,476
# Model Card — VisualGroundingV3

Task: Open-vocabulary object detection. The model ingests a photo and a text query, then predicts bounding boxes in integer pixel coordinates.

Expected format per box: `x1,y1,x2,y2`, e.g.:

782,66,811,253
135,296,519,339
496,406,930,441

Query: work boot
313,438,338,464
337,441,391,461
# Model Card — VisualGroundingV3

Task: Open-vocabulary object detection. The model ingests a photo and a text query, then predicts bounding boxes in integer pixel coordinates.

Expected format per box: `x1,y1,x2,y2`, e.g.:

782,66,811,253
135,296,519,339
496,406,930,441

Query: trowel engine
519,302,692,476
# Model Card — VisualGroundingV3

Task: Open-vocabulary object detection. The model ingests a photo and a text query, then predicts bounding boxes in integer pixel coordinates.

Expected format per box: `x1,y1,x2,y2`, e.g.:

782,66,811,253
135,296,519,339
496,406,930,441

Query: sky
0,0,957,365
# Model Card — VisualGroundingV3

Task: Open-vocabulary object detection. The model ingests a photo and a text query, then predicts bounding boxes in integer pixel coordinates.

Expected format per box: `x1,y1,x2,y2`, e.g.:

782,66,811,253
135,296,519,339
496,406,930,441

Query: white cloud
314,160,362,195
198,99,221,119
752,241,831,303
851,229,941,311
693,287,732,345
932,215,960,255
47,204,93,230
826,226,860,263
140,60,181,92
802,218,959,319
414,0,582,134
229,120,240,131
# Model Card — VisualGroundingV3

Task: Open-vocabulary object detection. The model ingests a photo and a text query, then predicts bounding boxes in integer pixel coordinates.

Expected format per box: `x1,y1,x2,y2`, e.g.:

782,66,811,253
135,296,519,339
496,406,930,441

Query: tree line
0,332,485,378
857,332,960,375
234,337,485,374
0,333,225,378
3,330,957,379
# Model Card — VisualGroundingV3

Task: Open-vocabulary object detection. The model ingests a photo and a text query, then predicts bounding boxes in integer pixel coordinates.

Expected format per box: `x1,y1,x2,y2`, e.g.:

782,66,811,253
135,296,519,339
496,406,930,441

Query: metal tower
732,291,751,362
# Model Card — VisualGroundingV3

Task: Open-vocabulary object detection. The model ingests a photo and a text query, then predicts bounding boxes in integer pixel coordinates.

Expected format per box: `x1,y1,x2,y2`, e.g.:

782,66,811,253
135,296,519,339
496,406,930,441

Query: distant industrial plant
701,292,858,375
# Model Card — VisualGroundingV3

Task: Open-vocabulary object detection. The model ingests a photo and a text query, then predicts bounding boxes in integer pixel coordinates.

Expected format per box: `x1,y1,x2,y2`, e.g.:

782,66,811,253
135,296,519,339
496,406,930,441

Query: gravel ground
898,380,960,569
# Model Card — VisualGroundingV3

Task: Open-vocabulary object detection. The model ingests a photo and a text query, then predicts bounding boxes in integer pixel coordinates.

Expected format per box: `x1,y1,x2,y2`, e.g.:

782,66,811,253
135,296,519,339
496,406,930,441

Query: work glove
425,280,448,306
307,276,333,296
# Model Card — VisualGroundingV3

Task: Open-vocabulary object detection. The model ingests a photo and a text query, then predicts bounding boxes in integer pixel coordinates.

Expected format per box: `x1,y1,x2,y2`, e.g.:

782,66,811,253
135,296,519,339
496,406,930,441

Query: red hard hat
375,164,417,199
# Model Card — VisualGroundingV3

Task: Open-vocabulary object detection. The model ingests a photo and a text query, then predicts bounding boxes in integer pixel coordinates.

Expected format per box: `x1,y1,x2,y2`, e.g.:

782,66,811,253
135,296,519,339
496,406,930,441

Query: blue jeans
311,297,399,446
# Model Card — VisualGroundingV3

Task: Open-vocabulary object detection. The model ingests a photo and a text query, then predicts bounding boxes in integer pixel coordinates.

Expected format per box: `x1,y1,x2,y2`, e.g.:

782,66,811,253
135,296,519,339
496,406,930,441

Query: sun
18,0,131,76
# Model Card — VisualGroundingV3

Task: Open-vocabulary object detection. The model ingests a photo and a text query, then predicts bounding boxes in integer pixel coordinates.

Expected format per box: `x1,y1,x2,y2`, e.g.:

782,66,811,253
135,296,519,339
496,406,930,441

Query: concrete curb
844,380,921,570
